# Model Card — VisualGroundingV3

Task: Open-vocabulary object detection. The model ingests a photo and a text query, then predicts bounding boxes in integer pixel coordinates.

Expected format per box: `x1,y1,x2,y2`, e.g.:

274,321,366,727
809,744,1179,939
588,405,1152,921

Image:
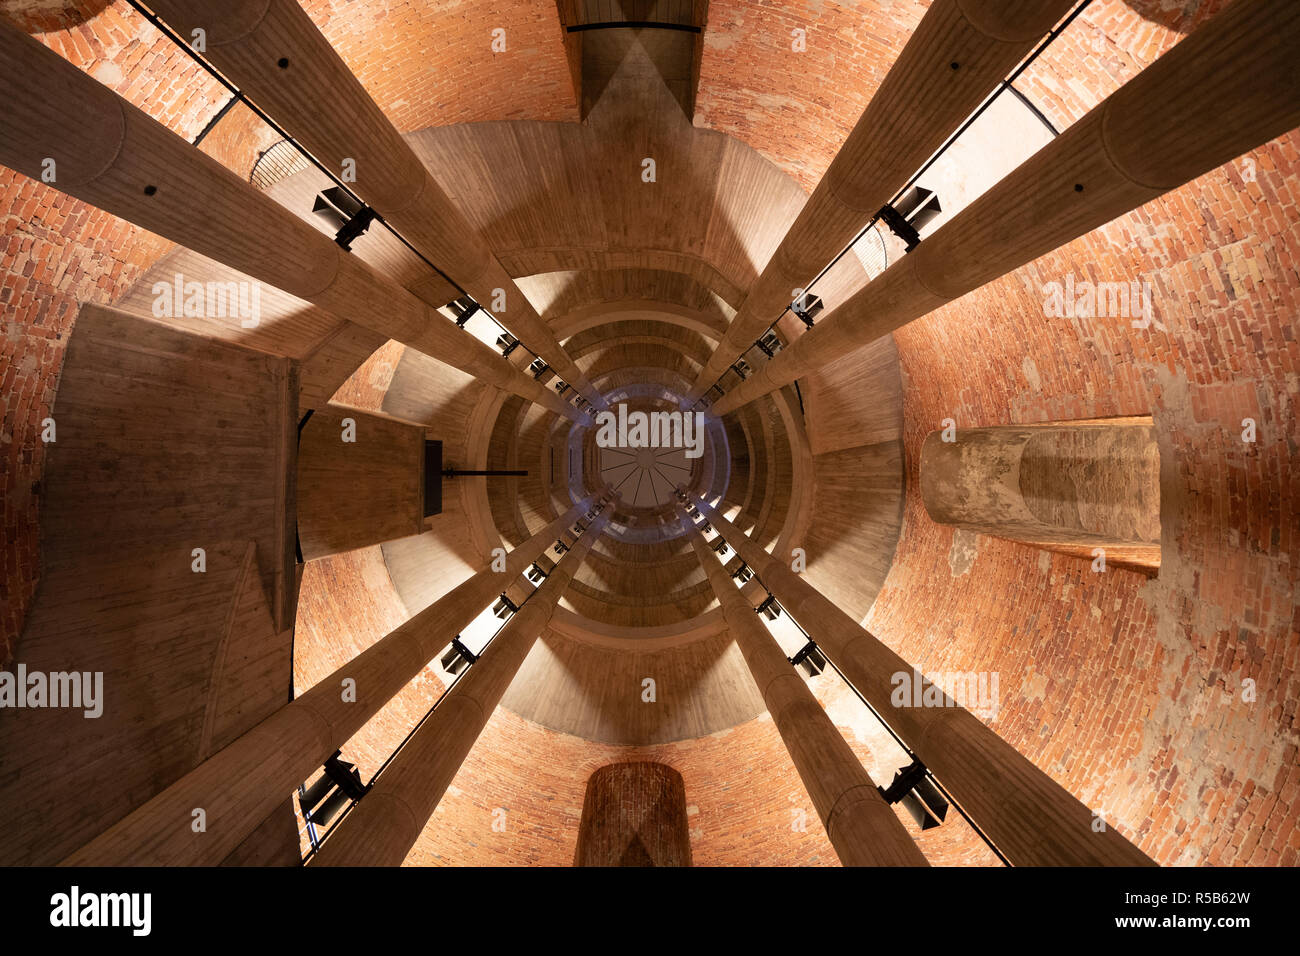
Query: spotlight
755,331,783,357
439,635,478,675
441,295,479,327
527,562,549,583
299,750,367,828
791,293,824,328
310,186,376,250
496,332,520,357
710,536,729,556
878,758,949,830
788,640,826,678
492,593,519,620
529,358,549,378
755,594,781,621
731,562,753,583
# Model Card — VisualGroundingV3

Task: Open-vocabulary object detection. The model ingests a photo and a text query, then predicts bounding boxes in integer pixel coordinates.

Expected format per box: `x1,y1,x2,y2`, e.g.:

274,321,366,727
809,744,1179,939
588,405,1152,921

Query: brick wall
695,0,930,193
298,0,577,132
870,126,1300,865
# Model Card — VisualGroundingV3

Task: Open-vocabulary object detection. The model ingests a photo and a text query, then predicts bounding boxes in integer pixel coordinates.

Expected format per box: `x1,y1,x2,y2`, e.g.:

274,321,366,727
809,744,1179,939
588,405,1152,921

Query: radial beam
0,20,581,423
679,507,928,866
687,0,1077,402
691,496,1155,866
309,508,613,866
709,0,1300,418
60,496,597,866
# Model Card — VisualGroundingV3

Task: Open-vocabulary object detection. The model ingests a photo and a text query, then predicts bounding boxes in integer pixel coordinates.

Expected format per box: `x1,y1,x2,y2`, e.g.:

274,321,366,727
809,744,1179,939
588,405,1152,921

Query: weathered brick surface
871,128,1300,866
696,0,930,193
297,0,577,132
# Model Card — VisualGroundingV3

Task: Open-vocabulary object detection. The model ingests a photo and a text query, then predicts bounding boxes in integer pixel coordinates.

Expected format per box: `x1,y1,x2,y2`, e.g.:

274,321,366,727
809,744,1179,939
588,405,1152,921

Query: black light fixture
299,750,367,828
529,357,549,378
791,293,824,328
755,594,781,621
555,380,570,394
554,539,570,555
877,186,942,254
443,295,480,328
527,562,549,583
710,536,729,556
788,640,827,678
310,186,376,251
878,758,949,830
492,593,518,620
756,331,783,357
730,358,751,380
731,562,753,583
496,332,520,357
439,635,478,675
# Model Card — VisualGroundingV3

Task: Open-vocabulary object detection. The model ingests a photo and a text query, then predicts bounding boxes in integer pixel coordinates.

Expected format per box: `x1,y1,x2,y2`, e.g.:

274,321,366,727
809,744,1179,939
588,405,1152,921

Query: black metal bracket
323,750,368,800
877,203,922,253
450,635,479,666
497,593,519,615
454,302,480,328
755,594,778,617
333,204,377,252
791,294,824,329
567,21,701,33
443,468,528,478
788,640,819,668
878,757,929,805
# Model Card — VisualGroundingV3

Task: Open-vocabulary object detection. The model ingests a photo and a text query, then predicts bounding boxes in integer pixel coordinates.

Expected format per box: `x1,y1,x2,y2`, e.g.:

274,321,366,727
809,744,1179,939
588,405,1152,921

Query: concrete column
709,0,1300,417
691,496,1155,866
309,509,613,866
0,20,581,423
680,508,928,866
688,0,1075,402
61,496,598,866
920,418,1161,571
143,0,605,411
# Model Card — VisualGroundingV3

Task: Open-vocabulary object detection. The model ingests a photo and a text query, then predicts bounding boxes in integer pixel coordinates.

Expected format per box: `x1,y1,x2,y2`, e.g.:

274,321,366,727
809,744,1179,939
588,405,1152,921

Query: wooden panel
803,440,907,624
803,334,904,456
0,305,296,865
297,405,425,561
501,625,765,744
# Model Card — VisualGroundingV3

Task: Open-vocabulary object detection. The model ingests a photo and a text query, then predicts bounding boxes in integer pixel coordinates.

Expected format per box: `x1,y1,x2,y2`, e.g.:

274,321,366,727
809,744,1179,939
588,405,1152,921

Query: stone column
62,496,598,866
681,508,928,866
920,418,1161,572
309,510,613,866
692,496,1155,866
